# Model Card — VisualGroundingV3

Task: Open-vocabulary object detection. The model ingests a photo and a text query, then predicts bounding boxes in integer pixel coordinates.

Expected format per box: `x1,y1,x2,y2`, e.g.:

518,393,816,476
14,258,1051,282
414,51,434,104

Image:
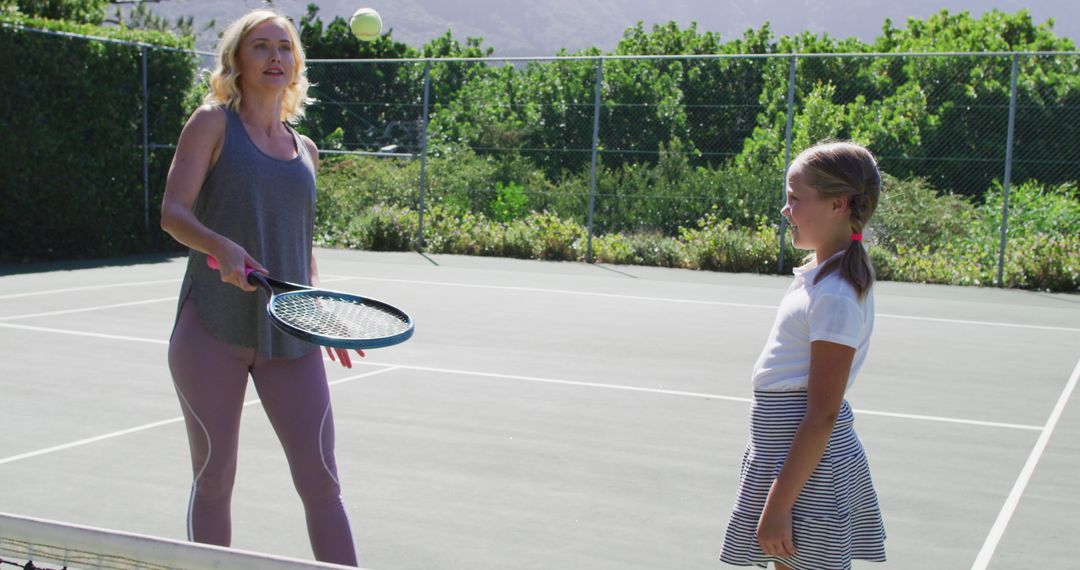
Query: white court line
0,276,354,303
333,275,1080,333
0,367,399,467
971,356,1080,569
0,279,180,300
0,323,1048,432
0,297,175,321
351,361,1042,431
0,322,169,345
2,273,1075,332
880,314,1080,333
337,275,779,310
0,278,355,321
853,409,1041,432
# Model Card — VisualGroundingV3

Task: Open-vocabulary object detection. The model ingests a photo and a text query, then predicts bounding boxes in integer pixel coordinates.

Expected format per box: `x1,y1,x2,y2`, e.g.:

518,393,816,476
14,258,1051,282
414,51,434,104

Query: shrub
593,232,685,267
311,148,1078,291
1000,233,1079,291
680,214,798,273
979,180,1080,240
318,204,417,251
0,16,196,261
491,182,529,222
873,174,976,250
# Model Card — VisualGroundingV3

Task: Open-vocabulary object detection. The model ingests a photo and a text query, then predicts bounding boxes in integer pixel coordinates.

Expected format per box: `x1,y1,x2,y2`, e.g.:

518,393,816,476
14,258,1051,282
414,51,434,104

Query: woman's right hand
211,243,267,292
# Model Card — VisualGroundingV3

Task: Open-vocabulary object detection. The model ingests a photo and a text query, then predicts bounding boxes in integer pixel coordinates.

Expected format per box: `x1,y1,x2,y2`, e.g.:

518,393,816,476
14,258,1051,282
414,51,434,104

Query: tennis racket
207,256,414,349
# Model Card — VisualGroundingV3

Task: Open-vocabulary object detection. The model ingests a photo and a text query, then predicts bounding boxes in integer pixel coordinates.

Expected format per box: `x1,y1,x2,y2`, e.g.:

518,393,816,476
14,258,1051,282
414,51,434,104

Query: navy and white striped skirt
720,390,886,570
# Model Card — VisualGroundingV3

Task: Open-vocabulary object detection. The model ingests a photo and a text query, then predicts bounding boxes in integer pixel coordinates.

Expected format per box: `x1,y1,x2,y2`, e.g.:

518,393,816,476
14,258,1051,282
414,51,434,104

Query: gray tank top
173,106,317,359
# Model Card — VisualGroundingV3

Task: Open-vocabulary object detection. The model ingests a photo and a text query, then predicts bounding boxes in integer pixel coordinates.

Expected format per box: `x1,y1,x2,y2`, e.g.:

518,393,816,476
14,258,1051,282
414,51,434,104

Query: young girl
720,141,887,570
160,9,362,566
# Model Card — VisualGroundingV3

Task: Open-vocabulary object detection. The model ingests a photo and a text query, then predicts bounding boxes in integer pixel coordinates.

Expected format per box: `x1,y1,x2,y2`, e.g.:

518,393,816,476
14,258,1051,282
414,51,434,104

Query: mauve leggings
168,300,358,566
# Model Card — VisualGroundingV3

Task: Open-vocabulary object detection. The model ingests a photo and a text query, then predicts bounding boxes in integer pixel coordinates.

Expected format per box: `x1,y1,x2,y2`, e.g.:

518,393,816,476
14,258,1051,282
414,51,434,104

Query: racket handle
206,255,255,279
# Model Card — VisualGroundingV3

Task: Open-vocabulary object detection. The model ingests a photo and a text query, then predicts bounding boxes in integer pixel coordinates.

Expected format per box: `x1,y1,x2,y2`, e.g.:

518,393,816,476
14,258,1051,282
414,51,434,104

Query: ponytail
815,239,875,298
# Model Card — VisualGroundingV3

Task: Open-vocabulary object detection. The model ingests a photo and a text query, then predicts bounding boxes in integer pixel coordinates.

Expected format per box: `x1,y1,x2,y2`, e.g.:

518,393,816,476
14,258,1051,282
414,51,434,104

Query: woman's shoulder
184,105,229,133
182,104,225,127
298,134,319,162
174,106,229,168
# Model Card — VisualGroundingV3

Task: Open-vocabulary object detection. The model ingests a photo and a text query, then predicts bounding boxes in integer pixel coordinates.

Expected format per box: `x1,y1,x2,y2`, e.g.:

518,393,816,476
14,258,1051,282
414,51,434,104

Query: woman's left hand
325,346,366,369
757,504,796,558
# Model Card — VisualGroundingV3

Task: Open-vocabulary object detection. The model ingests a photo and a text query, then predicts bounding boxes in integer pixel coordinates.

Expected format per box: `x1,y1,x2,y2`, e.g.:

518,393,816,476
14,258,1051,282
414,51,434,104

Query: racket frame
252,273,414,349
207,257,414,349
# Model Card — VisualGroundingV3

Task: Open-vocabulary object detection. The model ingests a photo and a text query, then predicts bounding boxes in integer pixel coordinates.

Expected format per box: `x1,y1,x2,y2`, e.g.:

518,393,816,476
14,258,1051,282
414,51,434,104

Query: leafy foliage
0,14,196,262
12,0,108,24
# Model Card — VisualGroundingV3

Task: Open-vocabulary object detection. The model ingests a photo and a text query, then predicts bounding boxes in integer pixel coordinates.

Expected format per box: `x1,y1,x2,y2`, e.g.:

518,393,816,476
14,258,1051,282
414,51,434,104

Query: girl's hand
325,346,366,369
757,504,796,558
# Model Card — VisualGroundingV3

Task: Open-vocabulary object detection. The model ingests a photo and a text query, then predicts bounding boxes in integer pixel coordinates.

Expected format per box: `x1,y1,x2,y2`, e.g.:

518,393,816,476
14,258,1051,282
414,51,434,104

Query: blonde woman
161,9,359,566
720,142,887,570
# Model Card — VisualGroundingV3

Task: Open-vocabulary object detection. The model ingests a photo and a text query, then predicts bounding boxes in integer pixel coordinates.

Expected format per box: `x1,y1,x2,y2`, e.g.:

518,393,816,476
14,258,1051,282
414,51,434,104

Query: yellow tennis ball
349,8,382,42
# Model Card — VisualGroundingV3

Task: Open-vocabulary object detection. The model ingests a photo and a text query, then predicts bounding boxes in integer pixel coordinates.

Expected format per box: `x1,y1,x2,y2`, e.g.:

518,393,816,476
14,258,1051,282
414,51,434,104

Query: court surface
1,248,1077,570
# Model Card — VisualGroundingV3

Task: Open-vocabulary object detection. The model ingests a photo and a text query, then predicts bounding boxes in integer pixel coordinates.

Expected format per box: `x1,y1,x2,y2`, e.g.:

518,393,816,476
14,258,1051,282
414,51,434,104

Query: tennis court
1,248,1077,569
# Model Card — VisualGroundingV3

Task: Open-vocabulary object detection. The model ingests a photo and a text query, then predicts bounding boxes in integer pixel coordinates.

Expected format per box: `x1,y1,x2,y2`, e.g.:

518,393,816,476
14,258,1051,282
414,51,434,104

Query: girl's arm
757,340,854,558
160,107,265,291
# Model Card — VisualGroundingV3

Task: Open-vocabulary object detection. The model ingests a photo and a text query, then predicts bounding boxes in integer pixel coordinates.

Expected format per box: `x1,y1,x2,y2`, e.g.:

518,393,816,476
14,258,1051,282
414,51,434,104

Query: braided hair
793,141,881,298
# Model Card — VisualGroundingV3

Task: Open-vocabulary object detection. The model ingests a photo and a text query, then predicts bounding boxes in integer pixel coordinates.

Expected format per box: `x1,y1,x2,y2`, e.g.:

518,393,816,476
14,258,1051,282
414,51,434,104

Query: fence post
141,47,150,234
777,55,797,273
416,60,432,252
586,57,603,263
997,54,1019,287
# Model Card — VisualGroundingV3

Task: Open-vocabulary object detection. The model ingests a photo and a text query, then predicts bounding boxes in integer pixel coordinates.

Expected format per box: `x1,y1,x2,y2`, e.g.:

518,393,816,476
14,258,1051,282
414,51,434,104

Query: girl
720,141,887,570
160,9,362,566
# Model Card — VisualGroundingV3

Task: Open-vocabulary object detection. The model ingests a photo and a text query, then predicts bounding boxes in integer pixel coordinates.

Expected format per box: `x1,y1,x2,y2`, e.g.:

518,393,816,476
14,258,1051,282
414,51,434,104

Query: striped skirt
720,390,886,570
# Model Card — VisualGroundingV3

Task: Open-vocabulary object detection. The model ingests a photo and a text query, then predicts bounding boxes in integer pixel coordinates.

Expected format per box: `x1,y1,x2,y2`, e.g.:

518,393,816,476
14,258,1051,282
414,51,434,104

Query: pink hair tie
851,233,863,241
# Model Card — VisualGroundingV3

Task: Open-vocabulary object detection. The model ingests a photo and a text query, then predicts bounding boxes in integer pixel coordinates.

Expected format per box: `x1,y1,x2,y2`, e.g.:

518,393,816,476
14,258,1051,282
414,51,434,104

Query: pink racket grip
206,256,255,279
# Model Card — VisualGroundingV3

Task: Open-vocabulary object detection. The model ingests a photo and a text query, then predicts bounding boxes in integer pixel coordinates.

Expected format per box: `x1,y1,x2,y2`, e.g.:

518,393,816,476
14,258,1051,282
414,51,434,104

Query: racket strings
272,293,410,339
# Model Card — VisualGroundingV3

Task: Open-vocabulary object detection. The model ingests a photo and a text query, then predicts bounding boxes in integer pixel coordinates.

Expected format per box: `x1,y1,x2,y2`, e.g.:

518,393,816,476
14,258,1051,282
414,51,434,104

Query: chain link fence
303,52,1078,283
8,26,1077,287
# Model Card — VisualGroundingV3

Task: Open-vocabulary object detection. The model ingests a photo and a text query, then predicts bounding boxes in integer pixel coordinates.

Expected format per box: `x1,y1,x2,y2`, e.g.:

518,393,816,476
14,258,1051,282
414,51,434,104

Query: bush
680,214,799,273
584,143,783,237
1000,233,1080,291
980,180,1080,240
311,147,1078,291
593,232,685,267
0,16,196,261
867,177,1080,291
491,182,529,222
873,174,977,250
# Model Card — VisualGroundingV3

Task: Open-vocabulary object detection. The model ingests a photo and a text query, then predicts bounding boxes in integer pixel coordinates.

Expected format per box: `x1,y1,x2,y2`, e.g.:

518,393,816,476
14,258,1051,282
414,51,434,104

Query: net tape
0,513,360,570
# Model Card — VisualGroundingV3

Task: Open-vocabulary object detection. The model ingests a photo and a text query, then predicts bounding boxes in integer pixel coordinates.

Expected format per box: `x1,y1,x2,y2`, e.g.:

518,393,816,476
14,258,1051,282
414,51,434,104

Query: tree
105,1,215,37
14,0,109,23
298,3,415,152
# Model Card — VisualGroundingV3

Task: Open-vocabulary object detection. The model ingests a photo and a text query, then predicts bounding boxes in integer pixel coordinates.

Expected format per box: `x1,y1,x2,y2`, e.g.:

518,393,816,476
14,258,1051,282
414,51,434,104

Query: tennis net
0,512,362,570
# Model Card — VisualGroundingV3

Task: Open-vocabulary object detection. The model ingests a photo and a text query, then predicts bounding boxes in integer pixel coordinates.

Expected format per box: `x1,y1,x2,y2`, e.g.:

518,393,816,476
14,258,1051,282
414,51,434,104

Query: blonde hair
203,9,313,124
791,141,881,298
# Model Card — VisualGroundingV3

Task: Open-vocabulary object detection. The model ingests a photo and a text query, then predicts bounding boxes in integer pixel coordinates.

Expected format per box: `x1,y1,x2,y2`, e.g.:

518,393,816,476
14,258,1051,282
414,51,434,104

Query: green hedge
0,17,196,261
315,151,1079,292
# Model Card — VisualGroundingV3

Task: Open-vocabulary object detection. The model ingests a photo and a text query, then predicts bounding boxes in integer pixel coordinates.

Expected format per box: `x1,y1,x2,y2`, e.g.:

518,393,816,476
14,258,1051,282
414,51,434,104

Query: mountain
136,0,1079,55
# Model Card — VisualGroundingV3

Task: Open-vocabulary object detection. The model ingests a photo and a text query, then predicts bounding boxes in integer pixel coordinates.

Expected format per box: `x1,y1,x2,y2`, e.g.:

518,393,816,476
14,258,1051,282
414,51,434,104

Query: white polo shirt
751,254,875,392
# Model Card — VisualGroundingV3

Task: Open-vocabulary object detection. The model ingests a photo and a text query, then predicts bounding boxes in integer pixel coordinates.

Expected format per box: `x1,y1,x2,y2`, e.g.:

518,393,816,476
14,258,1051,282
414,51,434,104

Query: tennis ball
349,8,382,42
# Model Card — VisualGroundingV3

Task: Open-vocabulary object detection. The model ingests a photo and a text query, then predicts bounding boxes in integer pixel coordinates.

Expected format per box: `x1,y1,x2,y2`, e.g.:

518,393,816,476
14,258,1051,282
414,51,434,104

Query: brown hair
792,141,881,298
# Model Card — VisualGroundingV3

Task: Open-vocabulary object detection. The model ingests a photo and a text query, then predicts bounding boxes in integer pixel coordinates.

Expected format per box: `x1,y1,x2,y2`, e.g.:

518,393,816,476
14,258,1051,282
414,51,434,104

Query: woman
160,9,360,566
